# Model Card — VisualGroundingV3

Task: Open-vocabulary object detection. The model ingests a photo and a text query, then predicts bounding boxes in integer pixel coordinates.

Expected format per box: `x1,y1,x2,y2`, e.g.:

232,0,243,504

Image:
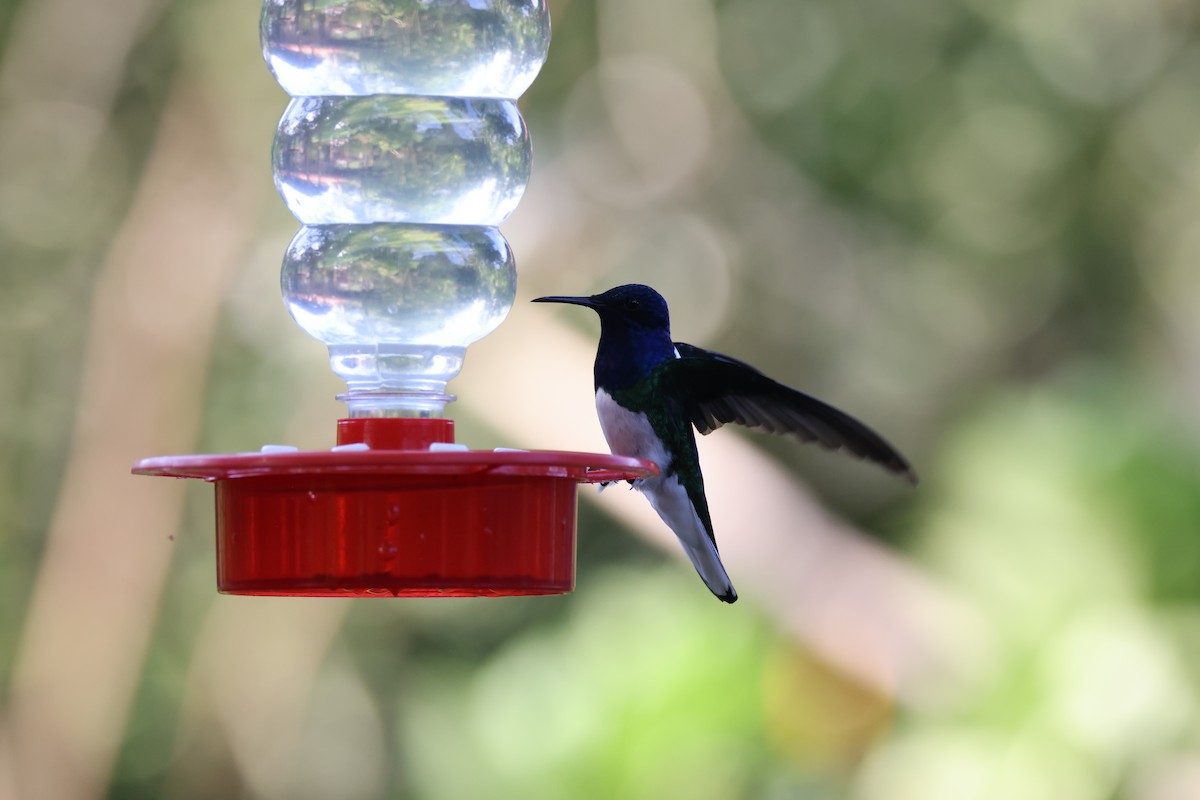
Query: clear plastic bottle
262,0,550,416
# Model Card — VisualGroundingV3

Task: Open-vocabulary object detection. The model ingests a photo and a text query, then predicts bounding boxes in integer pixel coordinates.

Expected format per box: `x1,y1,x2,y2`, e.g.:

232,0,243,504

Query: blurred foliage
2,0,1200,798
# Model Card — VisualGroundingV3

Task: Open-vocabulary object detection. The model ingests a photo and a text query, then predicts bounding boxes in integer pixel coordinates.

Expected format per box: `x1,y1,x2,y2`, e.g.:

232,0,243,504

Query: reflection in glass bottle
262,0,550,98
282,223,515,345
273,96,530,225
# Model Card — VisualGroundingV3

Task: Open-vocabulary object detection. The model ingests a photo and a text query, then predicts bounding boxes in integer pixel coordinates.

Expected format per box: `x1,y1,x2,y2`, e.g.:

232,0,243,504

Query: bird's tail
680,535,738,604
643,477,737,603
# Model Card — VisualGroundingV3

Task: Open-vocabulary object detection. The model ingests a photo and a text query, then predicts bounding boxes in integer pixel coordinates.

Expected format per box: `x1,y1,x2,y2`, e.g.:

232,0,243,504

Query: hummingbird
534,284,915,604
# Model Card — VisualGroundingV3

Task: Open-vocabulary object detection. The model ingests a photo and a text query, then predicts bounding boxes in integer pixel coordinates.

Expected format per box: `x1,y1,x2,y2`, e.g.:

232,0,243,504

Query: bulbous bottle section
273,95,531,226
281,223,516,416
262,0,551,99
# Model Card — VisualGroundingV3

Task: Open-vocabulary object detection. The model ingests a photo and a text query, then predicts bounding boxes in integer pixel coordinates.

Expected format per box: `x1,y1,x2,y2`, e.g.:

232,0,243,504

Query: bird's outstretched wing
664,342,917,482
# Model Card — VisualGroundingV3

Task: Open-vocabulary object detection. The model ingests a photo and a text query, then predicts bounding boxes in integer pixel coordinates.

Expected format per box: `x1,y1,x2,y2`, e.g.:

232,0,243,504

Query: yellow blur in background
3,0,1200,798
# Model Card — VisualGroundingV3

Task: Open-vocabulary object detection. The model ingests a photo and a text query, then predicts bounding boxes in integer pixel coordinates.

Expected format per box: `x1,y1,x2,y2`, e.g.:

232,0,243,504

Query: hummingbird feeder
132,0,656,597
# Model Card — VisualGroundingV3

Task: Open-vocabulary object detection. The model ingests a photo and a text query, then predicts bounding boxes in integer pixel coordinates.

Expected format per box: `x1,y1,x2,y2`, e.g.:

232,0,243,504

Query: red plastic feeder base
132,418,656,597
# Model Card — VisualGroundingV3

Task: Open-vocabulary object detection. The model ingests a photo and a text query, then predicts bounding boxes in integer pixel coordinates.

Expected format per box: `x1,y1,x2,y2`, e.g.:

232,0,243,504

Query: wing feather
666,342,917,482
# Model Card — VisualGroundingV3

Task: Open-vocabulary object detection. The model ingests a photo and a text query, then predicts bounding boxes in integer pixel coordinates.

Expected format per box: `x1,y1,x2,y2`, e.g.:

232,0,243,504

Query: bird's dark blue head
533,284,676,390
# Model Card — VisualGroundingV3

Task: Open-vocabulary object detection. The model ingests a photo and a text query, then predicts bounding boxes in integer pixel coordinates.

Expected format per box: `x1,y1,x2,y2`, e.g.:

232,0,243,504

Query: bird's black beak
532,294,600,309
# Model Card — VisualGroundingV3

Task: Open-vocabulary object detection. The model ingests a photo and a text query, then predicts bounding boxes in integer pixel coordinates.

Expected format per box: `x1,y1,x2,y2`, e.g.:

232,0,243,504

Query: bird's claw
597,478,644,493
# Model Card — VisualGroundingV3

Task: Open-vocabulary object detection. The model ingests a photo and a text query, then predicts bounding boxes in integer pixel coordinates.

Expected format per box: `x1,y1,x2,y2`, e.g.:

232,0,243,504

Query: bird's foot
597,478,645,493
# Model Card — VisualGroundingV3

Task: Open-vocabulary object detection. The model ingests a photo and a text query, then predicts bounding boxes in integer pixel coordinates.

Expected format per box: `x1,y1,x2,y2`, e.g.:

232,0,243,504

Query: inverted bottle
263,0,550,417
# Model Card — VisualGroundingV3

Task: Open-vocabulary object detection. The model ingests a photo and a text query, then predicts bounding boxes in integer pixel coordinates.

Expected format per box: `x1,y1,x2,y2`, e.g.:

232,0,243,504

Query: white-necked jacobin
534,283,916,604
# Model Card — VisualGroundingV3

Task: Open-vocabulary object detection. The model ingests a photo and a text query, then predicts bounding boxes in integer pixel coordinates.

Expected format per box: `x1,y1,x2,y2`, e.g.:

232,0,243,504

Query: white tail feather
642,475,736,602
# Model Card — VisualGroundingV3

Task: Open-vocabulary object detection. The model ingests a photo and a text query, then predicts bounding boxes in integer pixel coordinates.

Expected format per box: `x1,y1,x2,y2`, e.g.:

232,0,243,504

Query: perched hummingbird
534,284,915,604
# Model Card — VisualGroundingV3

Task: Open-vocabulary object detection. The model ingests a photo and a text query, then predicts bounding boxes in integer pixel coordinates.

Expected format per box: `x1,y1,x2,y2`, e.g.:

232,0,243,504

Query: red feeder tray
133,418,657,597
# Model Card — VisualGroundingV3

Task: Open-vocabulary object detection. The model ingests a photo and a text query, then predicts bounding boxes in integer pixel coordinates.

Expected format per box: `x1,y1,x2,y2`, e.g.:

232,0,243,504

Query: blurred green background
4,0,1200,798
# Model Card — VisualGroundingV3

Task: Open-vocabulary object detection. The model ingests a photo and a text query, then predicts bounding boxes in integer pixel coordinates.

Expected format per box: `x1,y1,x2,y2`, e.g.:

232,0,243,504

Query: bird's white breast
595,389,671,473
595,389,735,600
